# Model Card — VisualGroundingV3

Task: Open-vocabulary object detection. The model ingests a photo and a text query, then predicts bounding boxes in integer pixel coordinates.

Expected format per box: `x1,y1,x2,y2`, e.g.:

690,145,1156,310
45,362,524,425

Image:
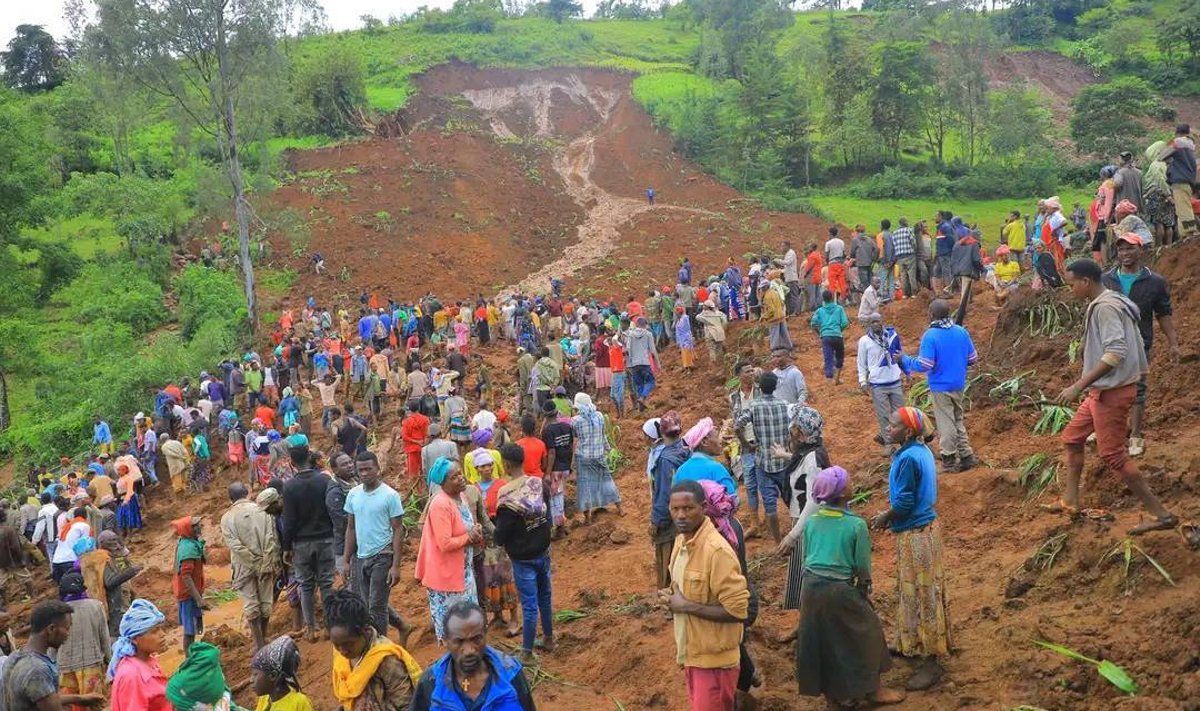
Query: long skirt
547,470,567,526
795,573,891,700
449,416,471,445
427,558,478,643
116,496,142,531
191,459,213,491
252,457,271,488
575,456,621,512
594,366,612,389
783,533,803,610
895,521,951,658
481,544,519,615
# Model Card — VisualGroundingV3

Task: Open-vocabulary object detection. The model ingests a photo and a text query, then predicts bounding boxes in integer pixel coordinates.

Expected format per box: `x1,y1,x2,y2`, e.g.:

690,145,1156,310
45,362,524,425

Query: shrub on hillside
416,1,502,34
851,166,952,200
53,261,166,334
291,46,368,137
176,265,246,340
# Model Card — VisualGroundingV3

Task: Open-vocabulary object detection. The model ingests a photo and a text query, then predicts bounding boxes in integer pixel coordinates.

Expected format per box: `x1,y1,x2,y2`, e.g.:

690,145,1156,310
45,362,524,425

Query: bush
176,264,246,340
291,46,368,137
53,261,166,334
850,166,952,200
417,1,502,34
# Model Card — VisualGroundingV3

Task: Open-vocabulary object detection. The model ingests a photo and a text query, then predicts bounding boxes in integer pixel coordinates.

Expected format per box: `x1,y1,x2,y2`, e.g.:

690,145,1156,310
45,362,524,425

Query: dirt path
459,76,720,296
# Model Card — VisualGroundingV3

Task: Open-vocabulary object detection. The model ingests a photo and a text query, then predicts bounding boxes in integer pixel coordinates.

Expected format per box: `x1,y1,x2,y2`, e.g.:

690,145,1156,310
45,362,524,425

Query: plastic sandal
1128,514,1179,536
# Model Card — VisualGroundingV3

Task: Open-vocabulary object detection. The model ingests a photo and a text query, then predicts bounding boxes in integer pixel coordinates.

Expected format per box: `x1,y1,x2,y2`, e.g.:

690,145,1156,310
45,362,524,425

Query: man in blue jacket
902,300,979,471
410,601,536,711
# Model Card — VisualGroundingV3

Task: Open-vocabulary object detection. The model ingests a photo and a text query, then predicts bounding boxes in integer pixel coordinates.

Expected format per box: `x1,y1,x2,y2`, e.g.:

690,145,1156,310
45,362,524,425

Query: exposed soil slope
69,64,1197,711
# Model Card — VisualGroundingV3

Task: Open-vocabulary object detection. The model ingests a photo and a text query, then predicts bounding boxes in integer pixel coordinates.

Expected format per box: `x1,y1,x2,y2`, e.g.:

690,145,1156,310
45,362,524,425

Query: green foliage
0,89,53,240
418,0,504,34
1,25,66,93
291,45,368,137
1035,641,1138,695
870,42,935,159
987,86,1053,159
53,262,166,335
1017,453,1058,499
176,265,248,340
1069,77,1163,156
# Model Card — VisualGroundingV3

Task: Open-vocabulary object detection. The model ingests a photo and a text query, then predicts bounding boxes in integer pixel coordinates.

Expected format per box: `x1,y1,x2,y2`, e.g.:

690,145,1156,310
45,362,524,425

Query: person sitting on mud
987,246,1021,304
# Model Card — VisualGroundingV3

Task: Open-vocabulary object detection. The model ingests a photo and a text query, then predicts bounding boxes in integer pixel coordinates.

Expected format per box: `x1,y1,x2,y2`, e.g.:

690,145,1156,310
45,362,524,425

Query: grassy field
809,191,1093,247
296,18,698,112
22,215,124,259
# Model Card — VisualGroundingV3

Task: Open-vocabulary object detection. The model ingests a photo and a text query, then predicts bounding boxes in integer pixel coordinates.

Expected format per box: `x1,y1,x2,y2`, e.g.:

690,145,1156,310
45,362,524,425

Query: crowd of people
0,127,1192,711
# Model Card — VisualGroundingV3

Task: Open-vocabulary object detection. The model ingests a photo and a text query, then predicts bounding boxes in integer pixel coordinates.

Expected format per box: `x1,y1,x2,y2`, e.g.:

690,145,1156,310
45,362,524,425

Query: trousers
870,384,905,443
292,538,335,628
511,553,553,652
931,390,973,459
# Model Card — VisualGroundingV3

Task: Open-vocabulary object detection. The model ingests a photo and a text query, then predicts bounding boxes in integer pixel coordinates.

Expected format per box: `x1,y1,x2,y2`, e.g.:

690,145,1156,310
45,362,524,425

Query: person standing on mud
783,240,801,316
219,482,278,651
1046,259,1178,535
1101,235,1179,457
858,315,907,456
647,187,656,205
625,317,658,413
760,280,792,352
901,300,979,472
659,479,750,711
280,440,336,643
871,407,949,692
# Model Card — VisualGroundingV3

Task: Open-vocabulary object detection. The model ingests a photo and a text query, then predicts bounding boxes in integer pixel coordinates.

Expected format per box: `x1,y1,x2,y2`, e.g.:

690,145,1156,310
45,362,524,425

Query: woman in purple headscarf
794,466,904,707
463,428,505,485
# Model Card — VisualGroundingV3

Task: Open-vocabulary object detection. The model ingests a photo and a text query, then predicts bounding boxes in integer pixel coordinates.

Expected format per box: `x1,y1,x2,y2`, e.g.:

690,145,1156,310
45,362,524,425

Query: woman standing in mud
870,407,950,692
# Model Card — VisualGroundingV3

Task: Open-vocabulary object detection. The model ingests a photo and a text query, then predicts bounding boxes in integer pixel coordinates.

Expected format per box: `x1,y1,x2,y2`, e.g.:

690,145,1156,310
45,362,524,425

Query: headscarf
682,417,714,450
107,599,166,679
165,641,233,711
428,457,453,486
896,406,930,440
287,433,309,447
573,392,600,422
59,571,88,602
251,635,301,691
790,406,824,445
996,245,1011,256
282,386,294,398
1044,196,1062,211
811,466,850,505
659,410,682,437
256,488,280,507
700,479,738,551
1099,164,1117,179
471,428,493,447
471,449,494,468
171,516,197,538
641,418,662,442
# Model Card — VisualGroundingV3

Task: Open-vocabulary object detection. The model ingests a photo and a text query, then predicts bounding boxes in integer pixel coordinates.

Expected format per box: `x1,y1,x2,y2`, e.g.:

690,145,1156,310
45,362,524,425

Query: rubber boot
765,513,782,544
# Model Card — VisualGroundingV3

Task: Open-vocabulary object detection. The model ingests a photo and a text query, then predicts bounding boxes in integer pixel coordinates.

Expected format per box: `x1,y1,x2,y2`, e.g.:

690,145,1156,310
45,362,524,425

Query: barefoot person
796,467,905,707
1048,259,1178,535
871,408,950,691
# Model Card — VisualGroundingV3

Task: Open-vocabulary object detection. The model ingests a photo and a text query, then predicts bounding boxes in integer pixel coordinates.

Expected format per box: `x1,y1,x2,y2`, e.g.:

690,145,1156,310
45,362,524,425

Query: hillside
156,64,1200,711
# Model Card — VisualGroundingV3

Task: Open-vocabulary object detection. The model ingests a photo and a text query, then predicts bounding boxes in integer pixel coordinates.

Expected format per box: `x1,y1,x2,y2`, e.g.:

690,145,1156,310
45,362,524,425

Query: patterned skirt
252,457,271,488
192,459,213,491
427,556,478,643
575,456,621,513
481,544,518,614
449,416,471,444
894,521,951,658
1143,188,1177,227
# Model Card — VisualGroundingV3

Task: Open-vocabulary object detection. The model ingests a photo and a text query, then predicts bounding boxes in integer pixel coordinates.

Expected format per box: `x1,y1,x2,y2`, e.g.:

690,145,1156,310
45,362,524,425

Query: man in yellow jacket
659,480,750,711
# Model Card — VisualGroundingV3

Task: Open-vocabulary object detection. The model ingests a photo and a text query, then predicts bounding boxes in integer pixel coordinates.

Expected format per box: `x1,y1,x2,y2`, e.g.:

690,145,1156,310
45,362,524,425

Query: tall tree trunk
0,370,9,432
216,13,257,334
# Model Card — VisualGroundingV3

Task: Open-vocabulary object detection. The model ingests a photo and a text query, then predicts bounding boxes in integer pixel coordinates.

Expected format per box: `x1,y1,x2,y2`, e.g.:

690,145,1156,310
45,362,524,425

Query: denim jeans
628,364,654,401
351,551,396,636
740,453,759,513
610,372,626,412
292,538,335,628
820,336,844,379
759,468,786,515
511,553,553,652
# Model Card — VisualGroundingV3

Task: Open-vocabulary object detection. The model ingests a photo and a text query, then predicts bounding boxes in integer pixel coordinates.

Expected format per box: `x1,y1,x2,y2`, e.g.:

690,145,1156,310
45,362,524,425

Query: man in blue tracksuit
409,601,536,711
902,299,979,472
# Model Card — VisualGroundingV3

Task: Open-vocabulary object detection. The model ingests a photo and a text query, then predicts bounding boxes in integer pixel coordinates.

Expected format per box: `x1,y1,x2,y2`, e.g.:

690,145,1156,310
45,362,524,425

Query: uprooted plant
1034,641,1137,695
1100,537,1177,593
1017,453,1059,499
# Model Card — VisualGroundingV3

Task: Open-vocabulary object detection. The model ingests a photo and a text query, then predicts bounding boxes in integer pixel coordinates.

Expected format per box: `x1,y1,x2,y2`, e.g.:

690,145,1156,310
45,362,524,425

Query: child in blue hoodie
809,290,850,383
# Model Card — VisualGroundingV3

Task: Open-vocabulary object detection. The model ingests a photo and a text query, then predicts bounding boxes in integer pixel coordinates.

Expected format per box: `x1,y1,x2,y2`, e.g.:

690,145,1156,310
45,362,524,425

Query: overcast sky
0,1,612,43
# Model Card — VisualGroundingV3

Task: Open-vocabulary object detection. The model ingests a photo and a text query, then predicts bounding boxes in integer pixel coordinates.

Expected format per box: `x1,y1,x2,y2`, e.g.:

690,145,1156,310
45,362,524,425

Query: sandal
1039,499,1079,516
1128,514,1178,536
1079,508,1115,523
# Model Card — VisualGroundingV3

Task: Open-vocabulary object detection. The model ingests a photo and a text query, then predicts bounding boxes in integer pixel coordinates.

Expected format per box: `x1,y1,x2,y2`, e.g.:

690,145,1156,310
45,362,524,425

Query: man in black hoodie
492,444,553,663
280,438,335,642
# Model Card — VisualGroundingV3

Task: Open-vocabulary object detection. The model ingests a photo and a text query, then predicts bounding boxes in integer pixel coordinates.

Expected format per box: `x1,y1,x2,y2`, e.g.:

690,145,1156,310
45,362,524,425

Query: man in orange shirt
802,243,824,313
515,414,547,478
400,400,430,479
253,402,276,432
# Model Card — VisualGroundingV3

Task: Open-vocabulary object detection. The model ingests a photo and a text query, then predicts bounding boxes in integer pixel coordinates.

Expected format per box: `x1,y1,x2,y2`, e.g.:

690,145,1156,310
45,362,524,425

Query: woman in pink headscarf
673,417,738,499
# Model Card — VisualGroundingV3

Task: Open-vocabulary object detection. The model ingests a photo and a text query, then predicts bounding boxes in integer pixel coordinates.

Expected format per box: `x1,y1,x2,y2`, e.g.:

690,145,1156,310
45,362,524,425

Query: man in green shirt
245,361,265,408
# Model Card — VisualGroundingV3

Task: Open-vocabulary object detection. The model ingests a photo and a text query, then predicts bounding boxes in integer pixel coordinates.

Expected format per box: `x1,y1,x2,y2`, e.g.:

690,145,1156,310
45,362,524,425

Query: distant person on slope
810,290,850,384
1048,259,1177,535
646,187,656,205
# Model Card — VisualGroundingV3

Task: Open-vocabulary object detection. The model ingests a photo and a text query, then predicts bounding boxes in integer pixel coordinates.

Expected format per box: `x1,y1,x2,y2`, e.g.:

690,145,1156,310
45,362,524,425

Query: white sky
0,1,608,43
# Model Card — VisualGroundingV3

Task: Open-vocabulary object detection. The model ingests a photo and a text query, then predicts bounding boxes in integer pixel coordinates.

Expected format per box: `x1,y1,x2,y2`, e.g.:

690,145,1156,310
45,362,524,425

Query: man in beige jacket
219,481,280,650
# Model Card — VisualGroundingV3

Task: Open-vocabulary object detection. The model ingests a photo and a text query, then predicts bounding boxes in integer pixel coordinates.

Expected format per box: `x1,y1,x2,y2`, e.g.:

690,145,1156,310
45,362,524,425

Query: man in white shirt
858,277,883,324
824,226,846,263
472,407,497,434
770,349,808,405
857,314,906,454
782,240,800,316
51,509,90,583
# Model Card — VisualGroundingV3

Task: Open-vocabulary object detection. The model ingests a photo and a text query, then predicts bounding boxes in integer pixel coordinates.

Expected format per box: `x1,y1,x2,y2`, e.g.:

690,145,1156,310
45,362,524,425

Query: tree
939,10,996,166
1,25,66,92
1069,77,1158,155
987,84,1052,157
545,0,583,22
292,45,366,136
870,42,935,160
79,0,322,333
595,0,655,19
815,11,871,169
1158,0,1200,71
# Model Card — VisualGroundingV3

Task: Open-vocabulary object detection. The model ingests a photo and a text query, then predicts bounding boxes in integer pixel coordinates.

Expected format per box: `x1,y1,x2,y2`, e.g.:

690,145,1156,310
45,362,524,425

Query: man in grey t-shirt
1,602,104,711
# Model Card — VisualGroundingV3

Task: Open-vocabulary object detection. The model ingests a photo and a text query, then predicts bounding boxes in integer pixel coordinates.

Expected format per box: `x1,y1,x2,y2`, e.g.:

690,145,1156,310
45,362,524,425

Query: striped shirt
572,413,608,460
891,227,917,258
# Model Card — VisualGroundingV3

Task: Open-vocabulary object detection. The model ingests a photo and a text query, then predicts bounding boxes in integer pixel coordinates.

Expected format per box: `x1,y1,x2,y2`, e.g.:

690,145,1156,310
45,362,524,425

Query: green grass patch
265,135,337,153
258,268,299,296
22,215,123,259
809,190,1092,247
